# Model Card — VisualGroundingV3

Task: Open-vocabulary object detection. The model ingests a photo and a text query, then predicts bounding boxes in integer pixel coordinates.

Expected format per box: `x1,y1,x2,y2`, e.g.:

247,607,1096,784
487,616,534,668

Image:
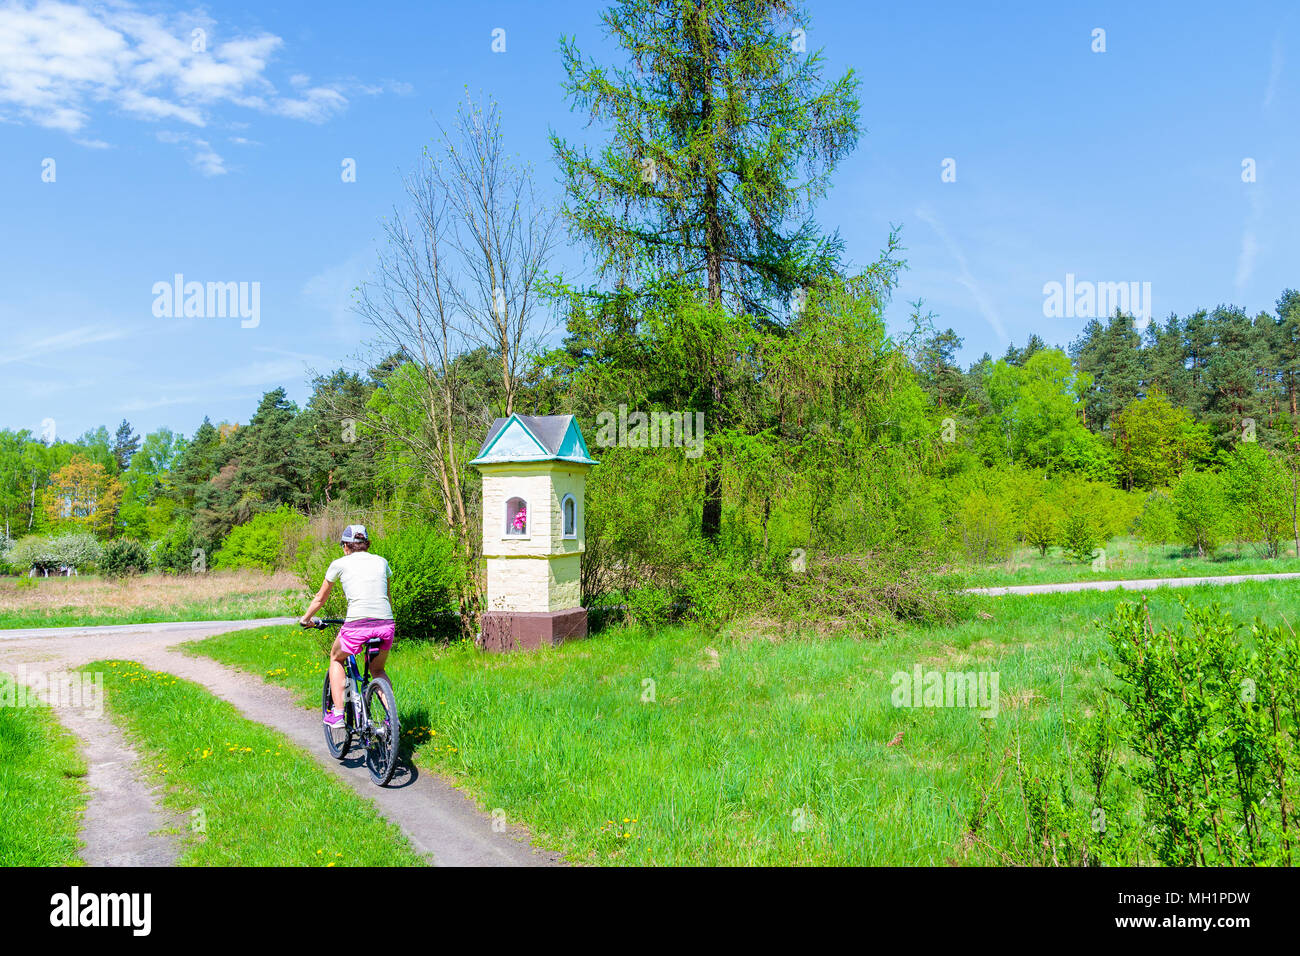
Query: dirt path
0,619,559,867
14,668,181,866
966,571,1300,597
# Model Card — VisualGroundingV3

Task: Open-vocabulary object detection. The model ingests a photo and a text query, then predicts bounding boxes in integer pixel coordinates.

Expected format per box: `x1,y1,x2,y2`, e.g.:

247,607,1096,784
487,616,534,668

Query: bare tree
350,95,557,623
437,96,559,416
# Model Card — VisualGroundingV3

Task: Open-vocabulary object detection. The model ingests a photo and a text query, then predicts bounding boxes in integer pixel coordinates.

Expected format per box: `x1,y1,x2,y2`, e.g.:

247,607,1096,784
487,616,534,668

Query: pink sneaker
324,711,345,728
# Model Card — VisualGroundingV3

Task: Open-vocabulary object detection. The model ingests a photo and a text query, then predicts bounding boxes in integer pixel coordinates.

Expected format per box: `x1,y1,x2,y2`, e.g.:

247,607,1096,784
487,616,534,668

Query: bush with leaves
956,489,1014,563
672,542,955,636
1101,600,1300,865
1222,443,1291,557
99,538,151,577
152,519,207,574
1022,502,1058,556
372,524,462,640
1134,489,1178,545
1059,513,1099,563
213,505,308,572
976,600,1300,866
1172,469,1229,557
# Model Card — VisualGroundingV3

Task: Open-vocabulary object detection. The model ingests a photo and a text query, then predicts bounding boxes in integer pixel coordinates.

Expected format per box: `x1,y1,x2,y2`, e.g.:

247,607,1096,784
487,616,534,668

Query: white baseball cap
341,524,368,543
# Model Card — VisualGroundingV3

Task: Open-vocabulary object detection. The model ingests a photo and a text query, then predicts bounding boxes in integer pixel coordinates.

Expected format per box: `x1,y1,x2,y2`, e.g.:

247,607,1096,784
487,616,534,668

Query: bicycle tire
363,676,400,786
322,672,352,759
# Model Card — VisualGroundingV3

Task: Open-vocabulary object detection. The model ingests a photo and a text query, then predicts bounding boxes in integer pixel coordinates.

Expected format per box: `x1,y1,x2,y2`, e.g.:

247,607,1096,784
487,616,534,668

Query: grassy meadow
0,673,88,865
0,570,297,629
188,580,1300,865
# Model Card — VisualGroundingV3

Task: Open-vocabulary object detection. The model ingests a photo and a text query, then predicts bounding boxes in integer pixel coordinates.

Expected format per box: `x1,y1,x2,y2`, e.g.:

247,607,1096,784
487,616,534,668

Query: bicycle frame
311,618,381,741
340,648,378,737
308,617,400,785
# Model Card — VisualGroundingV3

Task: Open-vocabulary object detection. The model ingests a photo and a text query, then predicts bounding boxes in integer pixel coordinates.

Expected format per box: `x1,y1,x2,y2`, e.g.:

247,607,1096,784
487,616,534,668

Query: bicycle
302,617,401,786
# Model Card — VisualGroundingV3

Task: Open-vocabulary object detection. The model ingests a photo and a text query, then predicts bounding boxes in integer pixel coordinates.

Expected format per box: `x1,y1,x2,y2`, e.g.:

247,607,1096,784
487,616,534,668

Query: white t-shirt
325,552,393,622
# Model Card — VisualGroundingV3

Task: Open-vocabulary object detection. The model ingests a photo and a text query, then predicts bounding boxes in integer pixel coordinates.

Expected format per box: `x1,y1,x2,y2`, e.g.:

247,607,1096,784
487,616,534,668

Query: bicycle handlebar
302,617,346,629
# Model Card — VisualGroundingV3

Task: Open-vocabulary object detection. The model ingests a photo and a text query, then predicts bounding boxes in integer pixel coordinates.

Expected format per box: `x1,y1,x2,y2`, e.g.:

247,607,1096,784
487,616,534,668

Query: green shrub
669,543,953,636
99,538,150,578
623,584,678,628
1135,490,1178,545
1059,513,1099,563
1172,470,1229,557
213,506,307,572
152,519,206,574
956,489,1014,563
371,525,461,640
1100,601,1300,864
1022,502,1058,556
1223,444,1291,557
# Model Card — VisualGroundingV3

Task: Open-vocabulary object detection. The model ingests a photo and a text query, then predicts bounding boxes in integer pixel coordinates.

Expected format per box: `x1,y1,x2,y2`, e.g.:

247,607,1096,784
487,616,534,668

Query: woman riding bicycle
299,525,394,728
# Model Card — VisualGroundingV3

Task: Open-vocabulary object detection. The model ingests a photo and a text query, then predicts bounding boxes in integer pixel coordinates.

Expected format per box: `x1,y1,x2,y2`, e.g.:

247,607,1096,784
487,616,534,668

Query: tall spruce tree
1070,312,1142,432
171,417,223,512
110,419,140,471
231,388,311,514
553,0,860,539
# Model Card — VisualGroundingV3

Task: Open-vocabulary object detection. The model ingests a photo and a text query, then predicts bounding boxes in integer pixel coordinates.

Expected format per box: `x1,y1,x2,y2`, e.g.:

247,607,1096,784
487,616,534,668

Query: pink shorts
338,619,395,655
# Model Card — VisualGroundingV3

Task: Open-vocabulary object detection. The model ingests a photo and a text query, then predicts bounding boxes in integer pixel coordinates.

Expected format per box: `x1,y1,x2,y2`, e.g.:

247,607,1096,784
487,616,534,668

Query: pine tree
913,328,967,409
1071,312,1141,432
110,419,140,471
230,388,311,515
1202,305,1269,447
553,0,860,539
171,417,223,511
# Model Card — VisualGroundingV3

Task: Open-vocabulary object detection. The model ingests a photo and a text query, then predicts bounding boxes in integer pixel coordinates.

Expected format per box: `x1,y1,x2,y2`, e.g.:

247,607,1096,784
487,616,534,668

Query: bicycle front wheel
322,673,352,760
363,676,400,786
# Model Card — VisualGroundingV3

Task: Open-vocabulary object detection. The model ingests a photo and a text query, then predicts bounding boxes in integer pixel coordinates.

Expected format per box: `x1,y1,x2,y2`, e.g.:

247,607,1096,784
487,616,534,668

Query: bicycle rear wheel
363,676,400,786
322,673,352,759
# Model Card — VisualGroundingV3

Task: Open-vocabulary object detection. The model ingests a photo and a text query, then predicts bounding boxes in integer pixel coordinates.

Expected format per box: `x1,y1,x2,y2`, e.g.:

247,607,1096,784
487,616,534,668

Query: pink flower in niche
511,505,527,533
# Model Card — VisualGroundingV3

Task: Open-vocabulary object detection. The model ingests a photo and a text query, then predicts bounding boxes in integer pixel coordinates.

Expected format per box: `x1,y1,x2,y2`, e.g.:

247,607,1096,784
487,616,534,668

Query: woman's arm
299,579,333,626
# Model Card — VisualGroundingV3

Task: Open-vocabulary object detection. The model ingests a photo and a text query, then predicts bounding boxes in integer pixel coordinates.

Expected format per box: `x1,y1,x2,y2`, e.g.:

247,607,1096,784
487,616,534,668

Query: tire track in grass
3,665,179,866
0,672,90,866
87,660,427,867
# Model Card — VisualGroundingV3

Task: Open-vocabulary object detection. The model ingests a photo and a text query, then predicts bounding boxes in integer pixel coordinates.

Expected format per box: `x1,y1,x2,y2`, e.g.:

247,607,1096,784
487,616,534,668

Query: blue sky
1,0,1296,441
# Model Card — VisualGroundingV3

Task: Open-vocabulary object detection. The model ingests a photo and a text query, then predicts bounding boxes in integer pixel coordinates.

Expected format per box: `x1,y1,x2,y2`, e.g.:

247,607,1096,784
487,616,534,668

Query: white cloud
0,0,350,169
1264,37,1284,110
1235,187,1265,297
271,85,347,122
115,393,200,413
302,252,371,343
156,130,226,175
1235,231,1259,294
914,204,1008,342
0,324,128,366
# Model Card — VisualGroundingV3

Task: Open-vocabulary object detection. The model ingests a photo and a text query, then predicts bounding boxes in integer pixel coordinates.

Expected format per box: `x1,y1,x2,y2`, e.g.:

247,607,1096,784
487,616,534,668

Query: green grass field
0,673,87,865
187,580,1300,865
86,660,426,866
947,535,1300,589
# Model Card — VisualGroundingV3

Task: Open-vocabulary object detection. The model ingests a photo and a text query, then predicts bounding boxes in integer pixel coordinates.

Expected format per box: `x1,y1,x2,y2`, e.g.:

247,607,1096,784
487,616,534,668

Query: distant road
967,572,1300,597
0,617,296,639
